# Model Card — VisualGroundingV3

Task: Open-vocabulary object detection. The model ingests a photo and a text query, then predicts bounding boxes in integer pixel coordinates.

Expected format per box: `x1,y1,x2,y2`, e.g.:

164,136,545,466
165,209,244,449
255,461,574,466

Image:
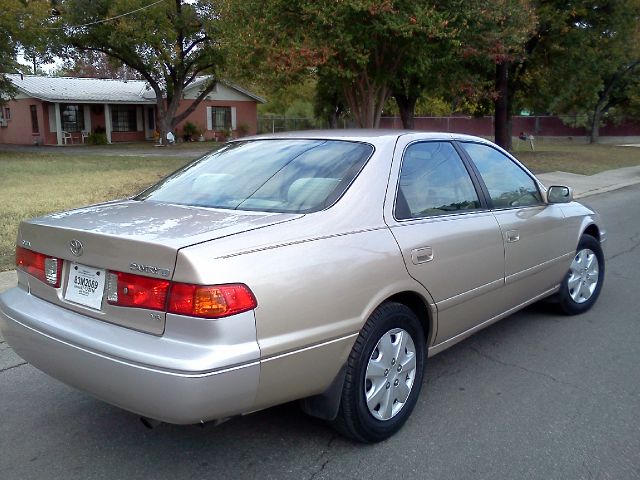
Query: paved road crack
0,361,27,373
607,235,640,261
468,346,565,385
307,434,337,480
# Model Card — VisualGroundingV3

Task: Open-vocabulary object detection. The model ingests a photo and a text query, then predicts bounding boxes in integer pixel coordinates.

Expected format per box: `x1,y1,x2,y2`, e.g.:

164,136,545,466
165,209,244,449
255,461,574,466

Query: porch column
54,102,62,145
83,105,92,133
104,103,112,144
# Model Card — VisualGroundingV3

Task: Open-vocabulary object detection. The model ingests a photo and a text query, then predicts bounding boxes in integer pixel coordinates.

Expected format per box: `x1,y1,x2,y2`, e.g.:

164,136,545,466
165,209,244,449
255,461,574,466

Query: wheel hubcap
567,248,599,304
364,328,417,421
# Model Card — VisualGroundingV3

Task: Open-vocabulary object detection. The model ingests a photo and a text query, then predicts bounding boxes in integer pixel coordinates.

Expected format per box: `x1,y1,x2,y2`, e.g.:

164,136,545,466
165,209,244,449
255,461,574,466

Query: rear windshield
136,139,374,213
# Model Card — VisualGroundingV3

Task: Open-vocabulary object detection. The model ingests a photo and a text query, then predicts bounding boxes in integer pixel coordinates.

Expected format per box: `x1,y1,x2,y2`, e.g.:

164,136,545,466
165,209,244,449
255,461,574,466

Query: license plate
64,263,106,310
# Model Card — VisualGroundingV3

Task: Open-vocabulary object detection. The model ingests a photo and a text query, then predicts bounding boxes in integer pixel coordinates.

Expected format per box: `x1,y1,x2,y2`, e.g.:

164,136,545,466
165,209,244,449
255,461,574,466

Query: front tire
332,302,425,443
557,234,605,315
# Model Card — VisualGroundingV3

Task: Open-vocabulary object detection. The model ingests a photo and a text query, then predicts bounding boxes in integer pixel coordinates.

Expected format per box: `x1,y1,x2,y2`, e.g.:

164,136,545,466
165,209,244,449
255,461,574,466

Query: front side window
211,107,231,130
61,104,84,132
461,143,542,209
395,142,480,220
137,139,374,213
111,105,138,132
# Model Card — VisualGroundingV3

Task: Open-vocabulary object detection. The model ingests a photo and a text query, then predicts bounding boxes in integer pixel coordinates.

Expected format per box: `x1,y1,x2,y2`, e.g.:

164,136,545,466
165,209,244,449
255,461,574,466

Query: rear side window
461,143,542,209
136,139,373,213
395,142,480,220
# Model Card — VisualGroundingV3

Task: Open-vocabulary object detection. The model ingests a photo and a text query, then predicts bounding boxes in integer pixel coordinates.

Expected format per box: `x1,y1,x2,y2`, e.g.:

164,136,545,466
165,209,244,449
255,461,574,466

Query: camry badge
129,263,171,278
70,239,83,257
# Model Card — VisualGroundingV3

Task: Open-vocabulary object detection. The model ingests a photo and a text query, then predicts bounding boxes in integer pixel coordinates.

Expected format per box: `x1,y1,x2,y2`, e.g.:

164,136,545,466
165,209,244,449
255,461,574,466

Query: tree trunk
395,94,418,129
328,111,338,129
494,61,511,150
590,103,604,144
342,79,390,129
156,99,172,146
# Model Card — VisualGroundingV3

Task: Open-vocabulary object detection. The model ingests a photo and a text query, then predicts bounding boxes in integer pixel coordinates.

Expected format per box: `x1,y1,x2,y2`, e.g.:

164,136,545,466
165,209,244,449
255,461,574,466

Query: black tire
332,302,425,443
557,234,605,315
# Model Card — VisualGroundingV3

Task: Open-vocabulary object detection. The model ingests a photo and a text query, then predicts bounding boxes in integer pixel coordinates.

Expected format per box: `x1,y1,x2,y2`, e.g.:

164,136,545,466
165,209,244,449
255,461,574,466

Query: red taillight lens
16,246,62,288
168,283,257,318
106,270,256,319
106,271,170,311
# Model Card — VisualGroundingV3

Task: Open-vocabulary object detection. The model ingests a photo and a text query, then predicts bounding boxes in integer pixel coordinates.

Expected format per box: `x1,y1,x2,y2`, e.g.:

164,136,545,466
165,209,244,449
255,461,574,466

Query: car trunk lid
17,200,301,334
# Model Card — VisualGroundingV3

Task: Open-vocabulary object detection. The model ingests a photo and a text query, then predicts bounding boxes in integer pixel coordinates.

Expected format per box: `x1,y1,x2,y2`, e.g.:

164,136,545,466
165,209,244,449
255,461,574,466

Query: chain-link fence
257,115,323,134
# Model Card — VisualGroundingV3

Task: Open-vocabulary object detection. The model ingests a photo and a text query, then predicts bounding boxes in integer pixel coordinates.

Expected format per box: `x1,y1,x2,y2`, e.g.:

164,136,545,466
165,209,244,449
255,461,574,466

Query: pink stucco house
0,74,265,145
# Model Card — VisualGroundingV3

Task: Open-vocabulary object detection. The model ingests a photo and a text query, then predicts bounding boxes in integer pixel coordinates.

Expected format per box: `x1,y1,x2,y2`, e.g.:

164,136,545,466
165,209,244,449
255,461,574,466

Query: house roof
8,74,152,104
7,74,265,104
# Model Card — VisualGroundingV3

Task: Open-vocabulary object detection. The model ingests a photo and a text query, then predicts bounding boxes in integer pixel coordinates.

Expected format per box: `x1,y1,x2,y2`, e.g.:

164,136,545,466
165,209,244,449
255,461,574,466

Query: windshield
136,139,374,213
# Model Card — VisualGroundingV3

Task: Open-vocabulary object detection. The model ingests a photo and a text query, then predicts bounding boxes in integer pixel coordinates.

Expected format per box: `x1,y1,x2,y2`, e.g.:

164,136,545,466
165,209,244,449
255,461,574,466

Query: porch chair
81,130,89,143
62,131,73,144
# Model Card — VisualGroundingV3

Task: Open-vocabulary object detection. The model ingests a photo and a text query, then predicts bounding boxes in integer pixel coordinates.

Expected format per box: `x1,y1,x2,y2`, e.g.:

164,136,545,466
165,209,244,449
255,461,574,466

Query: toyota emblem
70,239,83,257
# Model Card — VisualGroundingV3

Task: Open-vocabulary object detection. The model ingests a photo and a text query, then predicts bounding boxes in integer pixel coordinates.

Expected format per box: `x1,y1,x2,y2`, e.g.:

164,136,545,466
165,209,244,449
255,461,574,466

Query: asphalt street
1,185,639,480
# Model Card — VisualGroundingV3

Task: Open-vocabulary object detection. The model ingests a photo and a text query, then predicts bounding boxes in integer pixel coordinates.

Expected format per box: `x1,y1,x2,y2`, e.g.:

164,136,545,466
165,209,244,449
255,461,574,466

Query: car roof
238,129,492,144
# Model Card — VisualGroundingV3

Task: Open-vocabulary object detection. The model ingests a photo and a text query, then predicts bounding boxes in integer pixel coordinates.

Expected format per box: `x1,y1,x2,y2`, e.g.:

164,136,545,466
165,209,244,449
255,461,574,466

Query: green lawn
514,141,640,175
0,141,639,271
0,152,194,271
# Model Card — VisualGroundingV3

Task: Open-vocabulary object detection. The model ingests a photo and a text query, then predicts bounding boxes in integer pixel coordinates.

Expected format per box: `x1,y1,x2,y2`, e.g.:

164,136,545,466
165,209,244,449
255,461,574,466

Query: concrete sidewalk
537,165,640,199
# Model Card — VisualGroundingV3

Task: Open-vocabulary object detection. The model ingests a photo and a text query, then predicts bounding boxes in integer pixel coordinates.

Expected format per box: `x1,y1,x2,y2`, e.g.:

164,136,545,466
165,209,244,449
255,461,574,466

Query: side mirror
547,185,573,204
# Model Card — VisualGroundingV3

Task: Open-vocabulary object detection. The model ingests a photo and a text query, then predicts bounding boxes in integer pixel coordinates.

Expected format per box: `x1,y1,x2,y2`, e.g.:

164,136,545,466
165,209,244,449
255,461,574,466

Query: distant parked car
0,131,605,442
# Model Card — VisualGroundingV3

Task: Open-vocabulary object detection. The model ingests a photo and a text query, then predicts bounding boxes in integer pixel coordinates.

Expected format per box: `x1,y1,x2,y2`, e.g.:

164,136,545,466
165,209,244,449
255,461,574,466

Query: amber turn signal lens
168,283,257,318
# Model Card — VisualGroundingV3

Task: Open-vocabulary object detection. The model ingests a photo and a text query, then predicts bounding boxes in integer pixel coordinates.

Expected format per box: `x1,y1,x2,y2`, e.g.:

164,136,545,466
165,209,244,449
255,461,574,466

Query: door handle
506,230,520,243
411,247,433,265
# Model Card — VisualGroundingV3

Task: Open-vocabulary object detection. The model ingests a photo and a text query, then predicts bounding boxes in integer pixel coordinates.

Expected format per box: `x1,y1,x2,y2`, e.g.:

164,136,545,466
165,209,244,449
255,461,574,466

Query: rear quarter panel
174,222,430,410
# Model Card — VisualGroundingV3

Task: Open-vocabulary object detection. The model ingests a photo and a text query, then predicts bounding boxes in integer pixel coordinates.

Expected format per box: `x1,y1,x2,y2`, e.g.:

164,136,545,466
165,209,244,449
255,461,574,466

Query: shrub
87,132,108,145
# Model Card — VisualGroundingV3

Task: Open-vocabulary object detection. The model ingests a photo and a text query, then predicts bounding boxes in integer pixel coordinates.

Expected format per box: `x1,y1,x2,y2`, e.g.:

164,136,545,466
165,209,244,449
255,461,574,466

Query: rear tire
332,302,425,443
557,234,604,315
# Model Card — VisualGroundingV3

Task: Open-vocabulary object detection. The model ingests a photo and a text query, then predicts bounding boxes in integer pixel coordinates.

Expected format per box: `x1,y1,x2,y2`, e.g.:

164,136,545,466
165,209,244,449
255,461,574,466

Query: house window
111,105,137,132
61,104,84,132
211,107,231,130
30,105,39,133
3,107,10,120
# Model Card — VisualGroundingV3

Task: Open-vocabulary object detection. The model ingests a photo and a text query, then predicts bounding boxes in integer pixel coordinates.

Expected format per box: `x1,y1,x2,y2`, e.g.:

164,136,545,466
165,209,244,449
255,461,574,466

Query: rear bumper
0,287,260,424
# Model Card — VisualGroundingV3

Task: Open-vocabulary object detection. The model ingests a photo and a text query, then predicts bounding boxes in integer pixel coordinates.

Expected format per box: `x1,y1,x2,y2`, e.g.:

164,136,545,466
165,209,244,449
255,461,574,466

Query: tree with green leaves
0,1,51,103
525,0,640,143
223,0,452,128
451,0,537,149
52,0,223,142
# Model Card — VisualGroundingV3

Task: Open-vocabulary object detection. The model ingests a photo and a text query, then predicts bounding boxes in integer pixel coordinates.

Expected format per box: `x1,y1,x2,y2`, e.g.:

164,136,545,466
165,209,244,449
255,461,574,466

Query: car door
458,142,570,305
384,137,507,345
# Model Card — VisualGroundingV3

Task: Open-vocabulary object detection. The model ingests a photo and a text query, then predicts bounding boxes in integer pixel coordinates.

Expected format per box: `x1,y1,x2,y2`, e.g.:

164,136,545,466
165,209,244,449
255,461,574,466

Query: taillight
106,271,170,311
16,246,62,288
168,283,257,318
105,271,256,319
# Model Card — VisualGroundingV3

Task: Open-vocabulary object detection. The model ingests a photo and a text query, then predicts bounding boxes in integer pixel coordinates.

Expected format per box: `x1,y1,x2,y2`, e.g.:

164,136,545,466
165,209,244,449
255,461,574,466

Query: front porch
44,102,157,145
